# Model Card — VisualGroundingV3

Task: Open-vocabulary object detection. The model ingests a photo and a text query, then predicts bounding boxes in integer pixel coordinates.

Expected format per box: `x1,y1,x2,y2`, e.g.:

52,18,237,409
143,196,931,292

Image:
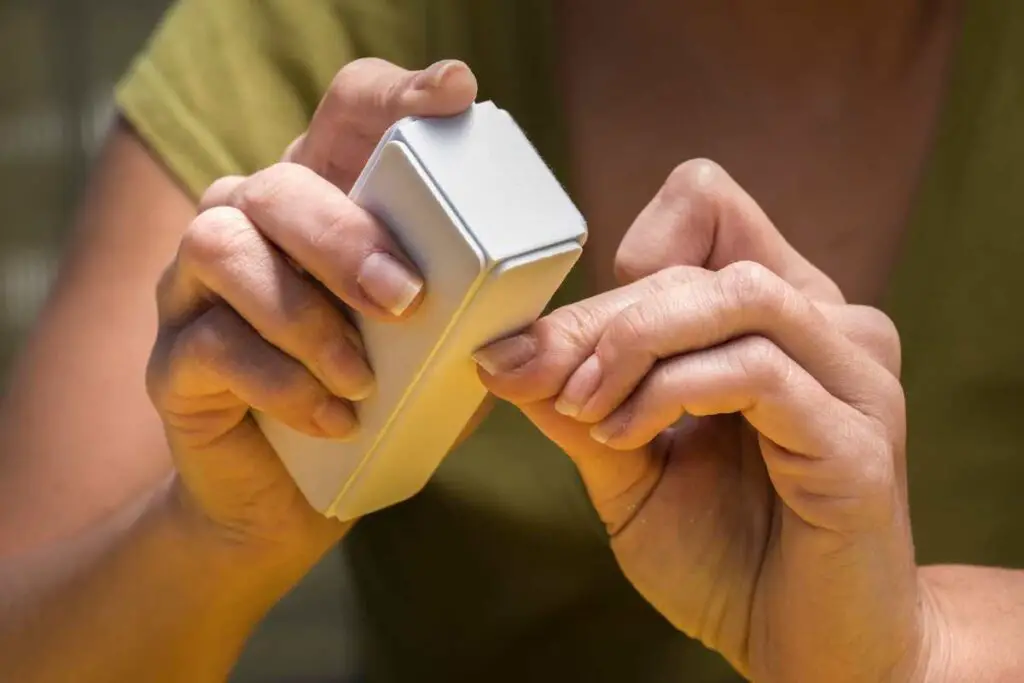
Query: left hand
475,161,924,683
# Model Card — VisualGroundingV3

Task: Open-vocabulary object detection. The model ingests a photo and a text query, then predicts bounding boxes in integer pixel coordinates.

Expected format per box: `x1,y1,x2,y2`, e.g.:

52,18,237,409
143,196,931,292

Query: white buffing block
255,101,587,521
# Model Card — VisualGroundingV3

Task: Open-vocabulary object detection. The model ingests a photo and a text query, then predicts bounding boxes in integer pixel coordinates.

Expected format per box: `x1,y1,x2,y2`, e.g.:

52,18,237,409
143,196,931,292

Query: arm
0,124,191,552
0,124,285,682
0,52,476,678
918,565,1024,682
0,0,374,552
0,480,298,683
475,161,1024,682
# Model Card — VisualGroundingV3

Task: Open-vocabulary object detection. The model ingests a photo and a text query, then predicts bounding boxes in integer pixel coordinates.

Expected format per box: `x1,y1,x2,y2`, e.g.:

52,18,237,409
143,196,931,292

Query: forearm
918,565,1024,682
0,482,290,683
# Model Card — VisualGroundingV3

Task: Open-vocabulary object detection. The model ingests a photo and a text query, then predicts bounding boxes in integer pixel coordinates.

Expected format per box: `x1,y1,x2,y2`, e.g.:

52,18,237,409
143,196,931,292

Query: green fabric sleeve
113,0,365,200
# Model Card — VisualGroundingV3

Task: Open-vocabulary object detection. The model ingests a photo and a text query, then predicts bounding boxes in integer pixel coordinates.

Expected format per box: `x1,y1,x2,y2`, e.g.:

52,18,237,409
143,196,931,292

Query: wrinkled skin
145,51,923,681
477,160,922,683
146,59,478,571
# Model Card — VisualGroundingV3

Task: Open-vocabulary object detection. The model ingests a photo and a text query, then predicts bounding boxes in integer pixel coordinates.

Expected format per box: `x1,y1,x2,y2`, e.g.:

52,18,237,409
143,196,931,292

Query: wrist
155,478,349,615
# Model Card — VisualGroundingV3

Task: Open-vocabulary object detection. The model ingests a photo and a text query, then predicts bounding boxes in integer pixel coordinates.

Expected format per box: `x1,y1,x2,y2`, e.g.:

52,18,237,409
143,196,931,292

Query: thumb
285,58,478,191
519,399,666,536
614,159,845,304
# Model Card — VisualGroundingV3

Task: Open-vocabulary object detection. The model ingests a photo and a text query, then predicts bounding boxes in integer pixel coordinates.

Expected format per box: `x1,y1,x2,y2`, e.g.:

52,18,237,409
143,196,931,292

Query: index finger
475,266,712,404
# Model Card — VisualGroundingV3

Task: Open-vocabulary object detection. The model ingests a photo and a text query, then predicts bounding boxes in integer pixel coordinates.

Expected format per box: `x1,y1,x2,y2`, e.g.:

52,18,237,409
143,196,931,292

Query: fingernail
312,398,358,438
341,325,366,355
473,334,537,375
555,354,603,418
414,60,459,90
320,338,375,401
357,252,423,316
590,421,619,445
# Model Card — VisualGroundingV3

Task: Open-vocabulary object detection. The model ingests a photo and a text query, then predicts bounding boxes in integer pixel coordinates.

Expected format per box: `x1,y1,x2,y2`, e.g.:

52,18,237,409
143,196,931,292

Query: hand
476,161,923,683
145,59,477,582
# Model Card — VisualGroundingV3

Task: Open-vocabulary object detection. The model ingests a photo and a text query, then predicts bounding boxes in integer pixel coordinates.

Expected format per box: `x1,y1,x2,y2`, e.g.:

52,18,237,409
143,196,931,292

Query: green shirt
116,1,1024,681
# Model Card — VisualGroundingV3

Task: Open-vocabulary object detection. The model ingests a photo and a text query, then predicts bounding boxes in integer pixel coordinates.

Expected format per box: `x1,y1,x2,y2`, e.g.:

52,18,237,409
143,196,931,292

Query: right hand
145,58,477,581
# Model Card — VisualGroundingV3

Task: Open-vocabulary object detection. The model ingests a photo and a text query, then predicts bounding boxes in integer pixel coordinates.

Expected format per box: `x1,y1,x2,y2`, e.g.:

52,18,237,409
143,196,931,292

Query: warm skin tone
1,3,1023,681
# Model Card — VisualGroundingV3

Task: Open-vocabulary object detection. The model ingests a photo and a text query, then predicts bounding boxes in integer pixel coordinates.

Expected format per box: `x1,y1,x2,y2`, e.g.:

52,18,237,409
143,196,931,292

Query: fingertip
472,358,527,403
407,59,478,113
475,363,500,392
311,397,359,439
280,133,308,163
415,59,475,90
555,354,603,421
589,423,641,451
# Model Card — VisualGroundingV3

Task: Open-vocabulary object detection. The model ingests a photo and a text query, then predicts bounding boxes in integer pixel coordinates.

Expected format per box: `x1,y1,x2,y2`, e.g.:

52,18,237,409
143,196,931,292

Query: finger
147,304,358,445
227,162,424,319
474,266,711,404
824,304,901,377
513,399,667,536
587,335,897,530
590,335,860,452
198,175,245,212
287,58,478,191
157,206,375,401
554,261,897,426
614,159,844,303
545,297,898,425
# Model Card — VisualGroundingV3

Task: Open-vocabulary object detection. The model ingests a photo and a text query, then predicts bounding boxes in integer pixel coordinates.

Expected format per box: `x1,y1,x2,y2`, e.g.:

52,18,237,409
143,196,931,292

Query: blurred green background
0,2,358,681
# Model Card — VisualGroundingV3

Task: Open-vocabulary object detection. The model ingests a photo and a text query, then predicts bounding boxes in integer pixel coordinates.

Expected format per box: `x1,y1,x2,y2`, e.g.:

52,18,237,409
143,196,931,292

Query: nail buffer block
254,101,587,521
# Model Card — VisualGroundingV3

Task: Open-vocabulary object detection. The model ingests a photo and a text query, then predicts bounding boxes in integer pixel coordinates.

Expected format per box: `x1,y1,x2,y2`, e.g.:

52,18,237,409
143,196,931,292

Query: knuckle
155,308,234,406
330,57,386,96
331,57,406,119
275,296,336,351
608,300,656,352
874,370,907,433
731,336,788,389
718,260,794,320
232,162,303,215
649,265,700,291
180,207,251,271
664,158,725,199
144,332,175,408
172,309,232,375
259,357,314,406
540,303,599,354
198,175,244,211
720,260,777,301
377,73,411,114
864,307,903,374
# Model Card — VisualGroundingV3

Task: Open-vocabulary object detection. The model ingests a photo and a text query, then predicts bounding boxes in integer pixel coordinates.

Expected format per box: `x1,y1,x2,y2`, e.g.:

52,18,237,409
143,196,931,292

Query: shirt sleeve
114,0,364,200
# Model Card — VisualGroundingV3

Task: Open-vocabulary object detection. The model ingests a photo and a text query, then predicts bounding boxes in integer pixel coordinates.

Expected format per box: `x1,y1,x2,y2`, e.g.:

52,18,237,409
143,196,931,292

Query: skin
1,3,1023,680
0,59,479,682
476,165,918,682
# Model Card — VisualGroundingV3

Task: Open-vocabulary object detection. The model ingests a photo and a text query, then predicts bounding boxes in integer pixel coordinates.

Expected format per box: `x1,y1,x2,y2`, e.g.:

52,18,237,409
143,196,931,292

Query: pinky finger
149,304,358,446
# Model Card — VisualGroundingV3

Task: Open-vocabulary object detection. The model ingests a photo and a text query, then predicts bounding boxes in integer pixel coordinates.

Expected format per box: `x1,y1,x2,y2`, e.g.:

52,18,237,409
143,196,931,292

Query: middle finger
160,205,374,401
555,261,896,426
